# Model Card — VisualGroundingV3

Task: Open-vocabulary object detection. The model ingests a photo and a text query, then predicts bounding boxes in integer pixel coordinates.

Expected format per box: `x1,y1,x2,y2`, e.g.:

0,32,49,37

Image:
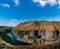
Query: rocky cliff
12,21,60,45
0,21,60,49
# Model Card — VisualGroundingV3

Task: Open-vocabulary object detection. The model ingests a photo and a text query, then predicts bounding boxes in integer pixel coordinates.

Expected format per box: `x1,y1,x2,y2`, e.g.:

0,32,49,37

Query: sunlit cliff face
12,21,58,44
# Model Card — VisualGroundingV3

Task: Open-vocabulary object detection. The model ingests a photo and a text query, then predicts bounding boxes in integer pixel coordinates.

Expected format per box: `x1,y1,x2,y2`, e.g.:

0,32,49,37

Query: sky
0,0,60,26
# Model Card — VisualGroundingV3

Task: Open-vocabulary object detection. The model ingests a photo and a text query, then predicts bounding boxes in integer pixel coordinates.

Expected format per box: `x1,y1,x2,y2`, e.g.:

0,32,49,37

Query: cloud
0,18,28,26
38,0,47,6
0,3,10,8
57,0,60,8
0,0,20,7
13,0,20,6
48,0,56,6
32,0,60,7
6,19,27,26
6,19,19,26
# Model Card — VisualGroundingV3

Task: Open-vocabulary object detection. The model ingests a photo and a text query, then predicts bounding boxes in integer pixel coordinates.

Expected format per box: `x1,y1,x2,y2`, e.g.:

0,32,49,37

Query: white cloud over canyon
6,19,19,26
6,19,28,26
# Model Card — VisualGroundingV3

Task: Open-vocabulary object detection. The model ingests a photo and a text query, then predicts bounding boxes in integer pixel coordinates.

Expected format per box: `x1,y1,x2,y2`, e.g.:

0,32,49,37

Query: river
6,32,31,45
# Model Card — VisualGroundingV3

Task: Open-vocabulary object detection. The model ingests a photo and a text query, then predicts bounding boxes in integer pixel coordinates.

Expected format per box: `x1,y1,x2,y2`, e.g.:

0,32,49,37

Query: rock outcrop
12,21,59,44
